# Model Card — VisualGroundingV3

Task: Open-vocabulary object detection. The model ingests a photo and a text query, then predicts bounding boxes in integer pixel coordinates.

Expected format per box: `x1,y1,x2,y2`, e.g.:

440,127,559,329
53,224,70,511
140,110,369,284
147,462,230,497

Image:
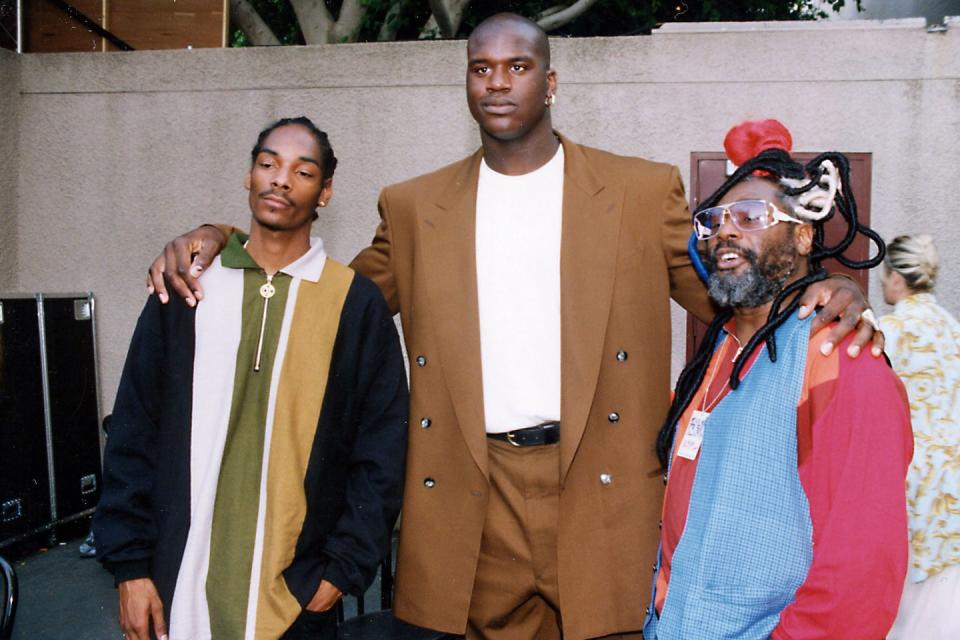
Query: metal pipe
101,0,107,51
88,293,105,460
16,0,22,53
222,0,229,47
42,0,134,51
36,295,59,524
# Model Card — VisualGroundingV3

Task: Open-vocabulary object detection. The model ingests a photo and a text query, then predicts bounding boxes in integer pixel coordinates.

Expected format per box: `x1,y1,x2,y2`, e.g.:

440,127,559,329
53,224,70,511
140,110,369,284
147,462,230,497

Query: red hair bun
723,119,793,166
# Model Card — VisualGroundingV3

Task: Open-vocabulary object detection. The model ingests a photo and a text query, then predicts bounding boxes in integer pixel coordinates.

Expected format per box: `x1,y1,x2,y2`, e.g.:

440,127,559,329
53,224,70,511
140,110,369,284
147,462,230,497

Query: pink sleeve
771,351,913,640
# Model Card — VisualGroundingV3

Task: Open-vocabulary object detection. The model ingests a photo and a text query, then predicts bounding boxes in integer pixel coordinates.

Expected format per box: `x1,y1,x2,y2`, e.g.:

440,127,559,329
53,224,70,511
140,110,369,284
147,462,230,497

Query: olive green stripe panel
240,276,304,638
207,270,292,640
253,260,355,639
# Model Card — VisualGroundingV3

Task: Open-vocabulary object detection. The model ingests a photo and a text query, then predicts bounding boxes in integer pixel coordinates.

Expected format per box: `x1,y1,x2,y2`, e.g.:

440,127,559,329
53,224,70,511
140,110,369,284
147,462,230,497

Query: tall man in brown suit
148,13,879,640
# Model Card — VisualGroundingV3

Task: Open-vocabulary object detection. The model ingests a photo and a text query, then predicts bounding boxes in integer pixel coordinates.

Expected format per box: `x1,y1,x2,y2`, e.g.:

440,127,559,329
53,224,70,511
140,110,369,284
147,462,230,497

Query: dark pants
281,608,338,640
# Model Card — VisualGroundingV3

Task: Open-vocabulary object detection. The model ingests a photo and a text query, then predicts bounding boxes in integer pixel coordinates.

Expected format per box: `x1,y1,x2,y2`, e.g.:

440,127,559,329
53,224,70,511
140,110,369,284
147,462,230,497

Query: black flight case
0,293,103,549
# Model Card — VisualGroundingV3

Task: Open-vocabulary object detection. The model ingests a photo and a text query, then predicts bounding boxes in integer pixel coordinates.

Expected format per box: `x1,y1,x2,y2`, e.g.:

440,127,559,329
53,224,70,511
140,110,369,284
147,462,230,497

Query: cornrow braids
656,149,885,469
251,116,338,181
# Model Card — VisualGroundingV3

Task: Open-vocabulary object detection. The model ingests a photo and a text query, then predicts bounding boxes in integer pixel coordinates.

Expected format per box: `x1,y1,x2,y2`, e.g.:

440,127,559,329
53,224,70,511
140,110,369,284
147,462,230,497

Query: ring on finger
860,308,880,331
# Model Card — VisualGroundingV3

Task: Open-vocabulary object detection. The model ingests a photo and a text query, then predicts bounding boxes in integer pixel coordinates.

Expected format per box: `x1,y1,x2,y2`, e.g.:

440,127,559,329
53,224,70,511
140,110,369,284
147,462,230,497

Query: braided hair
251,116,338,181
884,234,939,293
656,145,885,469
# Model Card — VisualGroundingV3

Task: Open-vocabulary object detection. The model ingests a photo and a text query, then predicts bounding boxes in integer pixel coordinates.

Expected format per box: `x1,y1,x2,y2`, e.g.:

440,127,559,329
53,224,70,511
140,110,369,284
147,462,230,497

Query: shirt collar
221,231,328,282
480,142,564,178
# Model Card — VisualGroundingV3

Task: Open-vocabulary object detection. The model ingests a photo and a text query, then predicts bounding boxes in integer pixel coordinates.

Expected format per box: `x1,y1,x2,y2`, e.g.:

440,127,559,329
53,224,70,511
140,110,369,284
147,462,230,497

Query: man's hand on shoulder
147,225,228,307
118,577,167,640
798,274,884,359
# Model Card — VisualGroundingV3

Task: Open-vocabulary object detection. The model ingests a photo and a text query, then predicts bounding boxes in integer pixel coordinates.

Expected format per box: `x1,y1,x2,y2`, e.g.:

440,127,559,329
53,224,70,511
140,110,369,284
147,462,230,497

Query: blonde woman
881,235,960,639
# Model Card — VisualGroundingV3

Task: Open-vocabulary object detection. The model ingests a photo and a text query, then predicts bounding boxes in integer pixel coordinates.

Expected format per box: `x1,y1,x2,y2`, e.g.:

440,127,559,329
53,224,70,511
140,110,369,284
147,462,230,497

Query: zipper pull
254,274,275,372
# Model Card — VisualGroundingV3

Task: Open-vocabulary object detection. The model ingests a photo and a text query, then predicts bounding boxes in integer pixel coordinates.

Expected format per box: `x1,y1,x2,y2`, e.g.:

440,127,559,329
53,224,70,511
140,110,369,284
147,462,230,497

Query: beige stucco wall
1,49,19,289
6,18,960,413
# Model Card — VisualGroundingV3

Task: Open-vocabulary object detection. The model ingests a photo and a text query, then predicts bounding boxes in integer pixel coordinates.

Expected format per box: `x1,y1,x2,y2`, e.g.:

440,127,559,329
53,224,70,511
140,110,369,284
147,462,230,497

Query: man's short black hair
251,116,338,181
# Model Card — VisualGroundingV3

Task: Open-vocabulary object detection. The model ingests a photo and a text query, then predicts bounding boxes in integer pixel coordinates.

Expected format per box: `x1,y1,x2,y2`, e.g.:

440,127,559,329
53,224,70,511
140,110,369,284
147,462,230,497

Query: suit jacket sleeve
660,165,714,322
92,296,165,583
316,285,409,595
350,190,400,315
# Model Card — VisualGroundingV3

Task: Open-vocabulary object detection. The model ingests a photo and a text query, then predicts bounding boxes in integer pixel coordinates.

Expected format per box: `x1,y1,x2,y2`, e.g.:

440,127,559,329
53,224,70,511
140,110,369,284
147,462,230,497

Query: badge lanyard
676,336,743,461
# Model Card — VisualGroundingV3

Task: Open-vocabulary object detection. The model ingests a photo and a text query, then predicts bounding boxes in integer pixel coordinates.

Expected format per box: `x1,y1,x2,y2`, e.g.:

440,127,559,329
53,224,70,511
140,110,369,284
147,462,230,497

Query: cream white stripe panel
170,257,243,640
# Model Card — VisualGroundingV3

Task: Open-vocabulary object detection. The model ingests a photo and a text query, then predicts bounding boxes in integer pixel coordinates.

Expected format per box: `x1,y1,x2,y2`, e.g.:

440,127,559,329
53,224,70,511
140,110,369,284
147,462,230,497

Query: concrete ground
9,535,117,640
6,530,397,639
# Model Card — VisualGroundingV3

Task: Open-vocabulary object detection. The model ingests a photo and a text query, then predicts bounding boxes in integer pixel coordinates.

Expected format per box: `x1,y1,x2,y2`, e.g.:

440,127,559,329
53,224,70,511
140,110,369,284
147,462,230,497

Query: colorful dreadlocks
656,121,885,468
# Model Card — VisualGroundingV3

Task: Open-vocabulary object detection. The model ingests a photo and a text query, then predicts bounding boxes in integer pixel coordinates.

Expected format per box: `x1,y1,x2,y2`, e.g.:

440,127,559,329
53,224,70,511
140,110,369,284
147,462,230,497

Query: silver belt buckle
506,431,523,447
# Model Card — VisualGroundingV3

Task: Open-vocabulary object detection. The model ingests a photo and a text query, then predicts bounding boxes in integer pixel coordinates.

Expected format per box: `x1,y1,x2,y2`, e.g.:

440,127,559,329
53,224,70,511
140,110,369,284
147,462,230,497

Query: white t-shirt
475,145,563,433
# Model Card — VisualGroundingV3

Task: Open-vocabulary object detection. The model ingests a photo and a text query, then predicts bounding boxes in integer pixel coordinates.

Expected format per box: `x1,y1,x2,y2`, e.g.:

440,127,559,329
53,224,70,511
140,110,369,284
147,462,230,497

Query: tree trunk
378,1,405,41
230,0,280,45
289,0,335,44
333,0,368,42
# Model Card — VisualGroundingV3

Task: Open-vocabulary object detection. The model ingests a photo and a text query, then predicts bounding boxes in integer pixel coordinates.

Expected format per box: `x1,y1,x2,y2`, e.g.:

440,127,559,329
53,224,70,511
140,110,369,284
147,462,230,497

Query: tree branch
537,5,565,19
419,14,440,39
428,0,470,38
333,0,368,42
289,0,335,44
536,0,601,32
230,0,280,45
378,1,404,41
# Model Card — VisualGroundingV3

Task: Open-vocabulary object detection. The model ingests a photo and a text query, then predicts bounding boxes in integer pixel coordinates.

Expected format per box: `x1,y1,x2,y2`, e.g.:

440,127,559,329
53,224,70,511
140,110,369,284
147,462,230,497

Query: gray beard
703,240,798,309
707,267,783,308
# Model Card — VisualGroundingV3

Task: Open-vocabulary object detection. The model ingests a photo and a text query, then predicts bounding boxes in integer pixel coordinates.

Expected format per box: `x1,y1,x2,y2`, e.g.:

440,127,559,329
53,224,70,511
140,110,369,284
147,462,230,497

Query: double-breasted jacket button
599,473,613,486
616,350,628,362
645,607,651,615
424,477,436,488
658,519,663,530
415,355,427,367
663,473,668,485
652,562,657,572
607,412,620,423
420,417,431,429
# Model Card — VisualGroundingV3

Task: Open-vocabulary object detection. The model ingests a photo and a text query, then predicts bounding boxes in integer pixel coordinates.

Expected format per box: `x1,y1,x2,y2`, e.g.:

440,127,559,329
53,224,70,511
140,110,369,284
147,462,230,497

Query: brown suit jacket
350,134,712,639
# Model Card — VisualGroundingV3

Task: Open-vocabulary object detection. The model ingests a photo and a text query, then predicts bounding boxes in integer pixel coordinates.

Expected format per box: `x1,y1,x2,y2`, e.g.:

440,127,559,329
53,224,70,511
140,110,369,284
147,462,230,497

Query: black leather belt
487,421,560,447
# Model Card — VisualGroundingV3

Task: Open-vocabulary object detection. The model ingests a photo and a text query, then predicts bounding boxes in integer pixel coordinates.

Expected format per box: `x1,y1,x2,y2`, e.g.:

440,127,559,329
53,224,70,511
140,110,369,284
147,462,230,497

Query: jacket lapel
558,136,623,482
417,149,489,478
416,137,622,483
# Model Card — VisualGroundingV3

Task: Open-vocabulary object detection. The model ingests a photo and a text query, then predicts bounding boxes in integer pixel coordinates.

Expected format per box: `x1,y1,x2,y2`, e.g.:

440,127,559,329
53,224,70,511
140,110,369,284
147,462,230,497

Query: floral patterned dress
880,293,960,583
